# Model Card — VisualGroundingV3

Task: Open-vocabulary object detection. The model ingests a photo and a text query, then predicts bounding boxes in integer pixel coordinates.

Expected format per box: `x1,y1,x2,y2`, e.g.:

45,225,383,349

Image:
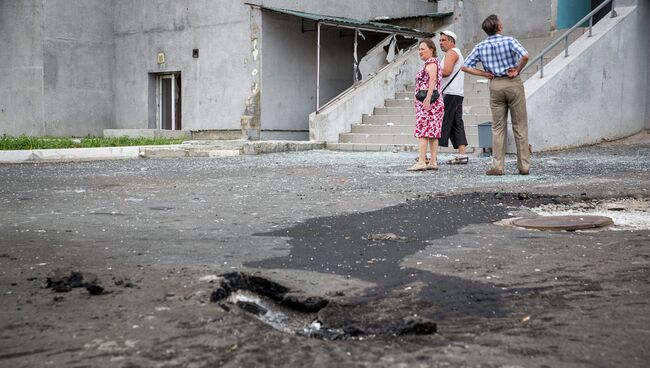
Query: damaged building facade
2,0,648,141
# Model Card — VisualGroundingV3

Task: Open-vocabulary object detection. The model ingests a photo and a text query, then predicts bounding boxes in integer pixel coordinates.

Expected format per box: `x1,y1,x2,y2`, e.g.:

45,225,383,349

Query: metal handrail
523,0,617,78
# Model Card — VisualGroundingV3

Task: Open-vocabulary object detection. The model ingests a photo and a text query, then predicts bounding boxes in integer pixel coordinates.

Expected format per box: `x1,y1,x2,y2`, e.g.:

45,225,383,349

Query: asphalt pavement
0,131,649,367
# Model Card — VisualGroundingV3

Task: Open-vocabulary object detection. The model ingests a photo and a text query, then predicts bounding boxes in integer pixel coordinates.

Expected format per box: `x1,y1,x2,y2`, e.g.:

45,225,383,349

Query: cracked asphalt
1,131,649,367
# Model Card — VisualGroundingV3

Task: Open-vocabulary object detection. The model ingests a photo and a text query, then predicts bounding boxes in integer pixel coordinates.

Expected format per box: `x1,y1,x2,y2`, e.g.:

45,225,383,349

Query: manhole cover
512,215,614,231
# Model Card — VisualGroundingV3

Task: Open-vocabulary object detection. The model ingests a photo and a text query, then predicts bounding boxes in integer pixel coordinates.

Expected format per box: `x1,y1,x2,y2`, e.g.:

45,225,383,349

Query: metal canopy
372,12,454,22
260,6,432,37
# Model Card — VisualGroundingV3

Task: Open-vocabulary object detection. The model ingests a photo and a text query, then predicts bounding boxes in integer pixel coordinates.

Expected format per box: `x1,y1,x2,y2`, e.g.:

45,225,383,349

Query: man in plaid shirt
462,15,530,176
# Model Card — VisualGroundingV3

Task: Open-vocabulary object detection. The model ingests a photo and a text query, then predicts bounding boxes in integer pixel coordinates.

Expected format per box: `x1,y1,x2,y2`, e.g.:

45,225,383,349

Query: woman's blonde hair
419,38,437,58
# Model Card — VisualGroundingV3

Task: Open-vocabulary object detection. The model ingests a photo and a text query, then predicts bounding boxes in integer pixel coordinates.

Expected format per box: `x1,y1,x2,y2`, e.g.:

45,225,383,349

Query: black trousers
439,94,468,149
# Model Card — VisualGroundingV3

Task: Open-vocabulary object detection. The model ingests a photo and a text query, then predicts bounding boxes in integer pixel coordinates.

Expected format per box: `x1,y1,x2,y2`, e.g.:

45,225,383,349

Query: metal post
611,0,617,18
353,28,358,83
316,22,321,112
540,59,544,78
589,16,593,37
564,36,569,57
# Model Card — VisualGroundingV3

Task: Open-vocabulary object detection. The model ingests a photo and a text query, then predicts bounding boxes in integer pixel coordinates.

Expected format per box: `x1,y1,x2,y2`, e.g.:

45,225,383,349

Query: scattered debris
113,278,136,288
45,267,106,295
365,233,408,242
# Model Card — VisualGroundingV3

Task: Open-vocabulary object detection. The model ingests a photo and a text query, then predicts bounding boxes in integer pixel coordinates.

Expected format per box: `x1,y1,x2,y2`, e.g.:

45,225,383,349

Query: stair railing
523,0,617,78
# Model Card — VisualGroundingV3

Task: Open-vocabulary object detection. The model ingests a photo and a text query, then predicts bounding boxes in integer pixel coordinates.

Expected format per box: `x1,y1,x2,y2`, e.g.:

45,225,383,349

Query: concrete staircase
327,29,585,153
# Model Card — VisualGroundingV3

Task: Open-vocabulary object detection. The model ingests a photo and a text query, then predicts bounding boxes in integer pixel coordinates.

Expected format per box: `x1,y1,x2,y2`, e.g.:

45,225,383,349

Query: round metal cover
512,215,614,231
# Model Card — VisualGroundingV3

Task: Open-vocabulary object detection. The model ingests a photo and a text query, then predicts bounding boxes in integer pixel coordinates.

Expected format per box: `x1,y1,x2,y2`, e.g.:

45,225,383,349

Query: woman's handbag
415,67,461,104
415,89,439,104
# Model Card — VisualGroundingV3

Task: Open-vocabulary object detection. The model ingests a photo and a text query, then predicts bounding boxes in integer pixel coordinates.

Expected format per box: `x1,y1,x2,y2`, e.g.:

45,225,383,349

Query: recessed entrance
157,73,182,130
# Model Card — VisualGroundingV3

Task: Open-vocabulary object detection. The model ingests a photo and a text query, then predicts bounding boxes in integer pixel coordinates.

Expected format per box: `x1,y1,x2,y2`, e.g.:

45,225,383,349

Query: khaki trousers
488,76,530,172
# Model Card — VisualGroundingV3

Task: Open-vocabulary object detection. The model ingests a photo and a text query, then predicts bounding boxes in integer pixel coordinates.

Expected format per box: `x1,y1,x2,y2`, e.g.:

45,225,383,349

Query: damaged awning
257,6,433,37
372,12,454,22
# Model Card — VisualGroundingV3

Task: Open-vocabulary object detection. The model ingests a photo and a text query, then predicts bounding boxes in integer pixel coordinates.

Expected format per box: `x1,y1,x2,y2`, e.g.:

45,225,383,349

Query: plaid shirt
464,35,528,77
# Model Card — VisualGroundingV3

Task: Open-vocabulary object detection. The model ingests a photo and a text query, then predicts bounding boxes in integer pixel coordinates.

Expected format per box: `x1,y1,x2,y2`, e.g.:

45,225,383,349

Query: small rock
85,284,105,295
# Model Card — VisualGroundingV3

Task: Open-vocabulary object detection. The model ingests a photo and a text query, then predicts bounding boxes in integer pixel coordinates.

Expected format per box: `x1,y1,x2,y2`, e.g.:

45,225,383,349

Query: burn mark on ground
247,192,557,320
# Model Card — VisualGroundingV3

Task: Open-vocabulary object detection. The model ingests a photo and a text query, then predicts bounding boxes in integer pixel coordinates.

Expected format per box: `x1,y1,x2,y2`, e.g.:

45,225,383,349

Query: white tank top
441,48,464,97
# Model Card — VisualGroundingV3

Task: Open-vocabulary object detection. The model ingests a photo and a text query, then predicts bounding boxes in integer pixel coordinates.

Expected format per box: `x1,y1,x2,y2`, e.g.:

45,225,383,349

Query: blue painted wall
557,0,590,29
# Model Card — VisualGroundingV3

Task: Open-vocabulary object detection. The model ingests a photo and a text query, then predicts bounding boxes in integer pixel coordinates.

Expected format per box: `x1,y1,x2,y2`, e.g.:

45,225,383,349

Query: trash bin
478,121,492,149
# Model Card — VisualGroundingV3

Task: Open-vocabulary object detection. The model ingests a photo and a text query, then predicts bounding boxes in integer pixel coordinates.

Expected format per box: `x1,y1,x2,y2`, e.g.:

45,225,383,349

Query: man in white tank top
439,30,469,164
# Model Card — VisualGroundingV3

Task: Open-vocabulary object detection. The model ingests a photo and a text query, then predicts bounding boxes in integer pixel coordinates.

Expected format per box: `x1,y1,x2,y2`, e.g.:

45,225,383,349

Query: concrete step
463,114,493,124
465,97,490,106
327,142,418,152
340,133,418,145
464,105,491,115
339,131,479,146
395,91,413,99
327,142,475,153
363,114,415,124
385,99,414,107
352,122,478,133
374,106,415,115
351,124,413,134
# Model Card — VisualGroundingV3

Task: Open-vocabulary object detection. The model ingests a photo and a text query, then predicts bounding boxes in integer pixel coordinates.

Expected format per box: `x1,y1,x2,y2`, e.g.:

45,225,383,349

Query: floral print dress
414,57,444,139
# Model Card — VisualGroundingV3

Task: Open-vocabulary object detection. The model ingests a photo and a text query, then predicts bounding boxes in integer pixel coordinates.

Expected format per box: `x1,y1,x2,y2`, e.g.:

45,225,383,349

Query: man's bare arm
442,50,458,77
462,66,494,79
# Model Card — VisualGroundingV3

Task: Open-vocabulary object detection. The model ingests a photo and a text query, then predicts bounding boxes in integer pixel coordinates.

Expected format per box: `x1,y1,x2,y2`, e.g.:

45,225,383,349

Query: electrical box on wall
157,52,166,64
192,49,199,58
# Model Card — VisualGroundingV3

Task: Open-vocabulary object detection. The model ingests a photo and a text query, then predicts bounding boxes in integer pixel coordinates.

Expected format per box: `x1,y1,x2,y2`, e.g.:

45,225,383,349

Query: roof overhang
249,5,434,37
372,12,454,22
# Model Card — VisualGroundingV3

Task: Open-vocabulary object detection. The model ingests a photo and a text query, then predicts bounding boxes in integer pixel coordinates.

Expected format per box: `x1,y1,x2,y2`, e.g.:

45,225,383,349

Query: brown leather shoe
485,168,504,176
519,169,530,175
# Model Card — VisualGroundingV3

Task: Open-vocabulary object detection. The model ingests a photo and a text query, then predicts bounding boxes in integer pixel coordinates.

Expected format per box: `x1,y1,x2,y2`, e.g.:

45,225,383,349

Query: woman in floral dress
408,39,444,171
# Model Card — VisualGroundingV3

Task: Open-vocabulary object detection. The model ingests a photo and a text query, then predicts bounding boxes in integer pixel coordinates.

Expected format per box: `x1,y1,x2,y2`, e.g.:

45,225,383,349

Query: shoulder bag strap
441,67,461,94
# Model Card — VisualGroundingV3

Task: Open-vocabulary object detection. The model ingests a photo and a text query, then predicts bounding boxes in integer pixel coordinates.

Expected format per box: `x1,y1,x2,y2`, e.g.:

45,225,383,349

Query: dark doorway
159,73,181,130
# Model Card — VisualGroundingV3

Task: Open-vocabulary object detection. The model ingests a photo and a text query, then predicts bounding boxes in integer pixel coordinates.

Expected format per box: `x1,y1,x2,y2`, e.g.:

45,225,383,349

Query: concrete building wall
113,0,251,133
42,0,115,136
261,12,317,138
438,0,554,52
0,0,45,136
524,6,646,151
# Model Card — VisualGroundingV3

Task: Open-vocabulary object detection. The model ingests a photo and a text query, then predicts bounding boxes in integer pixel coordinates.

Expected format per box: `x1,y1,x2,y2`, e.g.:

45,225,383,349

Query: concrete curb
0,141,326,164
0,147,141,164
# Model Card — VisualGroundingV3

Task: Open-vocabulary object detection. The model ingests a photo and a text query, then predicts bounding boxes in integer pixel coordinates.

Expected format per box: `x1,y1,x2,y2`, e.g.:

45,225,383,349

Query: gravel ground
1,131,649,367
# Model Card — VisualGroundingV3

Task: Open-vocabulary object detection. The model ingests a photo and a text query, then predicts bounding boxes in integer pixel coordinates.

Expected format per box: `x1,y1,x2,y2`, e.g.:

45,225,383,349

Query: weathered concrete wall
251,0,437,20
438,0,554,52
42,0,115,136
0,0,45,136
260,12,317,139
523,6,646,151
113,0,251,132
